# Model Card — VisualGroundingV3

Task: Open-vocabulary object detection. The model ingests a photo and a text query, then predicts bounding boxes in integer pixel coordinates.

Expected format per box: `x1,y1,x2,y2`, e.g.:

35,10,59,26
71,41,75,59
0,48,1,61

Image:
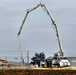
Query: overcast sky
0,0,76,61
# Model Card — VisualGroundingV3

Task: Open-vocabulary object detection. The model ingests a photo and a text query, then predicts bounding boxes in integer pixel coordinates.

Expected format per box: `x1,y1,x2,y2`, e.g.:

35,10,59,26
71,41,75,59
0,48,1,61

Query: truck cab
58,57,70,67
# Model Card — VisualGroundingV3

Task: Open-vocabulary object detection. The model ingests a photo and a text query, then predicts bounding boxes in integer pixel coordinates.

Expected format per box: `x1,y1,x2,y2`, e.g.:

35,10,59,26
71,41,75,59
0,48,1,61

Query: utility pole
5,56,7,61
27,50,29,67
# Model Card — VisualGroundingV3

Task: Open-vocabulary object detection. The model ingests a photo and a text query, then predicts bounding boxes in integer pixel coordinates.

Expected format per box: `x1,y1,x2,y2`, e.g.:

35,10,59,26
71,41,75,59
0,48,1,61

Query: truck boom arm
17,3,63,56
17,3,41,35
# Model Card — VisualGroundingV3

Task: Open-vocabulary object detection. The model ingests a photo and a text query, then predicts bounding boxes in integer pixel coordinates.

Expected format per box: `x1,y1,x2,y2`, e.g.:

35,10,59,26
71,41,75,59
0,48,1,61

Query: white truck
52,57,70,68
58,57,70,67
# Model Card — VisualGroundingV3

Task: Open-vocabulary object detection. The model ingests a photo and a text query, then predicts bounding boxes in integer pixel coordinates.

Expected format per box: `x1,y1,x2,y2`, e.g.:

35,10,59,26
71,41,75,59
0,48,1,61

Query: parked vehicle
58,57,70,67
52,57,70,68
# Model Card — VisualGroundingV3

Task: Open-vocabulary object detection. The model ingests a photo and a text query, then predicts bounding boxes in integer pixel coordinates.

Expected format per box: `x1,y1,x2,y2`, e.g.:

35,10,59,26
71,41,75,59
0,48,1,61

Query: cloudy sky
0,0,76,61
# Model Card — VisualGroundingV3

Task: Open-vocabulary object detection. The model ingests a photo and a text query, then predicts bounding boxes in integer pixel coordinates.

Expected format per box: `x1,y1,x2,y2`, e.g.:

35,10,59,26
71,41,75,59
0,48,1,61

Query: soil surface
0,68,76,75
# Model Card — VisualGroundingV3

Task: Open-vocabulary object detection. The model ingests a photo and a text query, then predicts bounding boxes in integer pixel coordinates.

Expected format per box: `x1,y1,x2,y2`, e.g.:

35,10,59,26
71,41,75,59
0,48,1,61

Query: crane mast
17,3,63,62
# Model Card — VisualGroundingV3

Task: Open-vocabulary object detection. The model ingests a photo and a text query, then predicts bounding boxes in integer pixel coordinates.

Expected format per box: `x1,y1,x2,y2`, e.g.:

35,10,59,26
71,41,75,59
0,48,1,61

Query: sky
0,0,76,61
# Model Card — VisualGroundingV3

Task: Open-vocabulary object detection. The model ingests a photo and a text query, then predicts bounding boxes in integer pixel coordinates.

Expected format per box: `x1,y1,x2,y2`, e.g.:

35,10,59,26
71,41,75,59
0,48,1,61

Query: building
0,59,12,67
68,57,76,67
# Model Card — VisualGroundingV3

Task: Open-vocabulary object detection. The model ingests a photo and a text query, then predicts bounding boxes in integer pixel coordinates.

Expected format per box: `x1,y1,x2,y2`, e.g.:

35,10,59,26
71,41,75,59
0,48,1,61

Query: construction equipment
51,53,70,68
17,36,24,66
17,3,64,64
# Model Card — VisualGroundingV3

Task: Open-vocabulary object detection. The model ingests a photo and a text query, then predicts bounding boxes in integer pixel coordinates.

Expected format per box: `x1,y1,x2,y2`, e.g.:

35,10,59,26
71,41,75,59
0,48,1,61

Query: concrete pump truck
17,2,70,68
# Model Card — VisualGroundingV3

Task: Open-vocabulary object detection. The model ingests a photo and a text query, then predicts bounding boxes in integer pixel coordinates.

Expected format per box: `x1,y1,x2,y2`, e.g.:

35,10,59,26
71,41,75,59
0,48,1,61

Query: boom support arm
17,3,63,56
17,3,41,35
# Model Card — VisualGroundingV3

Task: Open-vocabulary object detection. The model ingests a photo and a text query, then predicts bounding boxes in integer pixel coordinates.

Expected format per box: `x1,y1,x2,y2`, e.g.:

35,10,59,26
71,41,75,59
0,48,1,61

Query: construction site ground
0,67,76,75
0,66,76,70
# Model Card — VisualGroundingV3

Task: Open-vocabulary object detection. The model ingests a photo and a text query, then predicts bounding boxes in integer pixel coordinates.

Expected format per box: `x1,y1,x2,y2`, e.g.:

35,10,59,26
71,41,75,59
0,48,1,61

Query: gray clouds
0,0,76,61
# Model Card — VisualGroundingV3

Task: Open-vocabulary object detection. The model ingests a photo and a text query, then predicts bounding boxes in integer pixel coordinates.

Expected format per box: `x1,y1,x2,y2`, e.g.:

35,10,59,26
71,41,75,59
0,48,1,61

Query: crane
17,3,64,63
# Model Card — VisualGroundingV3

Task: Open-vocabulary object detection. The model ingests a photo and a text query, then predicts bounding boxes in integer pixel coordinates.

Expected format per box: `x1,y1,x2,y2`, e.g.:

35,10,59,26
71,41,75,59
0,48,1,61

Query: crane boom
40,4,63,56
17,3,41,35
17,3,63,58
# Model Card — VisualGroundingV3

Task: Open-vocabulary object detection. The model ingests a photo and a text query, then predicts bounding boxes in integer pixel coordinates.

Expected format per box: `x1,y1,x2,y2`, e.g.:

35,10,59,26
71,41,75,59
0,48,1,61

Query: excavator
17,3,64,66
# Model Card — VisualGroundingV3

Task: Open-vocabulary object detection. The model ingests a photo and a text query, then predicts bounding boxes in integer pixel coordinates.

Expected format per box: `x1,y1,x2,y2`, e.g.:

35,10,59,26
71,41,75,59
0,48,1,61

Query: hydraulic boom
17,3,64,60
